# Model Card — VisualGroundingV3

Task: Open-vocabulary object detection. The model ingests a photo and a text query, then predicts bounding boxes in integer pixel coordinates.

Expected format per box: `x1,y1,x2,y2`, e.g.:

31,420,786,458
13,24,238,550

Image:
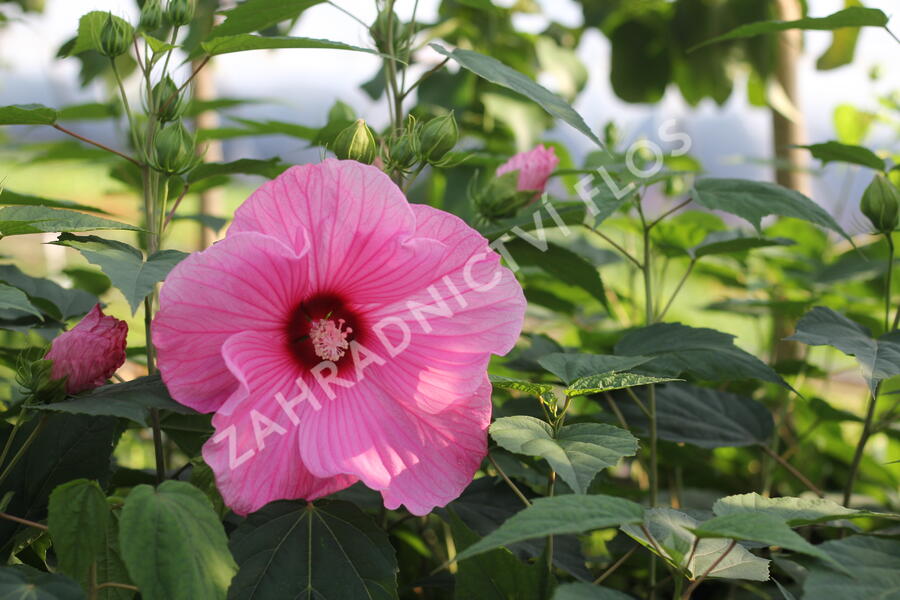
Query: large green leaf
538,354,651,385
621,508,769,581
95,513,133,600
0,264,96,321
802,536,900,599
1,188,111,214
0,282,43,319
47,479,109,582
566,372,680,397
615,323,787,387
0,206,139,237
694,6,888,49
489,375,554,397
52,234,186,314
33,374,194,426
691,513,840,569
691,178,851,241
617,383,774,448
786,306,900,394
712,492,889,525
504,238,607,308
689,231,794,259
187,158,290,183
816,0,864,70
0,103,59,125
553,583,635,600
206,0,324,39
227,500,398,600
119,481,236,600
490,416,638,494
0,565,84,599
454,495,644,561
800,141,885,170
430,44,602,146
202,35,377,57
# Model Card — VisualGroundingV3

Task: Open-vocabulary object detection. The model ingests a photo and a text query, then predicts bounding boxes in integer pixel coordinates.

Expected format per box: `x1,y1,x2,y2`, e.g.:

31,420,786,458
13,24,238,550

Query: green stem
0,415,48,487
843,386,879,506
0,406,27,470
545,470,556,574
658,259,695,321
110,59,142,156
885,234,894,332
487,453,531,507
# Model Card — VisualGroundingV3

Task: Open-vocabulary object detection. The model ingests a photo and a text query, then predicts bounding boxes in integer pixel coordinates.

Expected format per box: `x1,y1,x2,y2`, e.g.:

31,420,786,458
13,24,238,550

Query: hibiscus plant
0,1,897,599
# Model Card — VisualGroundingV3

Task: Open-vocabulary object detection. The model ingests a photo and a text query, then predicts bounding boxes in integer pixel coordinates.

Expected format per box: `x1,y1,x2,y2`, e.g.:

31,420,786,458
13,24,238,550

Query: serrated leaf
621,508,770,581
800,141,885,170
0,565,84,599
566,372,680,397
694,6,888,49
119,481,236,600
490,416,638,494
33,374,195,426
227,500,398,600
691,178,851,242
615,323,787,387
617,383,774,448
802,536,900,599
1,188,111,214
712,492,891,525
786,306,900,394
489,375,553,397
553,582,636,600
0,103,59,125
0,206,139,237
538,354,652,385
0,264,96,321
454,495,644,561
0,282,43,319
689,231,794,259
48,479,109,582
52,234,186,314
207,0,325,39
431,44,602,146
187,158,290,183
202,34,377,57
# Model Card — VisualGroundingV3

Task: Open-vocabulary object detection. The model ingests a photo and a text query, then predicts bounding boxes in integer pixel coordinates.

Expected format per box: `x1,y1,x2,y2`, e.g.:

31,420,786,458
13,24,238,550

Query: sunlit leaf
800,141,884,170
0,103,59,125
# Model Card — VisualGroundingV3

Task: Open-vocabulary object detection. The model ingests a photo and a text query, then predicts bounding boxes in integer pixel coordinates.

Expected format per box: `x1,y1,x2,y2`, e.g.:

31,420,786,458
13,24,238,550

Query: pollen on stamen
309,318,352,362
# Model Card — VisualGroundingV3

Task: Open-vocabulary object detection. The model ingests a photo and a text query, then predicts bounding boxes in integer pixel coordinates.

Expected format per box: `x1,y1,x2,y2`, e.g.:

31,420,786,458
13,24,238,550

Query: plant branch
759,444,824,498
647,198,692,230
163,182,190,230
52,124,140,166
658,259,695,321
0,511,47,531
843,387,879,506
589,227,643,269
400,57,450,100
682,540,736,599
0,415,47,487
593,545,637,585
95,582,140,592
487,453,531,507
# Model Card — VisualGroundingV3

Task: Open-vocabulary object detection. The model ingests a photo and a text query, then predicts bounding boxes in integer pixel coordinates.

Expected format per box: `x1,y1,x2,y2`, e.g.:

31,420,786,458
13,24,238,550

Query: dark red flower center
286,292,366,371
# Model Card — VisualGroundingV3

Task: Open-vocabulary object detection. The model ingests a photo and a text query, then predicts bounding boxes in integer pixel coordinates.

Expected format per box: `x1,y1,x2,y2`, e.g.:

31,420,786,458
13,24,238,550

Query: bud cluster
152,122,200,175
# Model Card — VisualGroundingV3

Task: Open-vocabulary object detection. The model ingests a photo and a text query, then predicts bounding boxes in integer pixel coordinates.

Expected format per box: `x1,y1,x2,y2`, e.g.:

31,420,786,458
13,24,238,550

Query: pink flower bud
496,144,559,194
45,304,128,394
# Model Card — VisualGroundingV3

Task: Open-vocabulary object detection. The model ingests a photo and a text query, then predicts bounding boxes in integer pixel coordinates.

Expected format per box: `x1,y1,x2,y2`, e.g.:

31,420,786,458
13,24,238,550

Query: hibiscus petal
203,330,355,515
153,232,310,413
298,375,491,516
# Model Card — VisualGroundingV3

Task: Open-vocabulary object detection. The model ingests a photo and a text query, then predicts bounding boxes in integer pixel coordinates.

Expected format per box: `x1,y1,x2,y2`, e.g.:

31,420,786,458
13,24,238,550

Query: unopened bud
332,119,377,164
861,173,900,234
370,10,410,59
139,0,163,31
419,112,458,163
151,76,185,122
154,122,196,174
99,13,134,58
166,0,193,27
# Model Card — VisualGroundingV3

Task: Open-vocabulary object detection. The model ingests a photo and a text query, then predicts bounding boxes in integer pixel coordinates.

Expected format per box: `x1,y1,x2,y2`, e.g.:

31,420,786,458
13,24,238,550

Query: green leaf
691,178,851,242
617,383,774,448
566,372,680,397
0,103,59,125
504,238,607,308
712,492,891,525
786,306,900,394
478,202,587,241
48,479,109,582
691,513,842,570
489,375,554,397
816,0,864,70
689,231,794,258
490,416,638,494
207,0,325,39
33,374,195,426
615,323,787,387
454,494,644,562
430,44,602,147
621,508,770,581
553,582,636,600
119,481,236,600
202,34,377,57
227,499,398,600
694,6,888,49
0,206,139,237
0,282,43,319
52,234,186,314
800,141,885,170
187,158,290,183
802,536,900,599
94,512,133,600
0,264,96,321
0,565,84,599
1,188,111,214
58,102,118,121
538,354,651,385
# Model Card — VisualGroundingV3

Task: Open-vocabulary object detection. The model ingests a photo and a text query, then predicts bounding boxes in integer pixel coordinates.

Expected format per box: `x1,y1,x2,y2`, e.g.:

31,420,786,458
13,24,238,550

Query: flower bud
370,10,410,59
331,119,377,165
861,173,900,234
496,144,558,196
151,76,185,122
154,122,197,174
44,305,127,395
166,0,194,27
419,112,458,163
99,13,134,59
139,0,163,31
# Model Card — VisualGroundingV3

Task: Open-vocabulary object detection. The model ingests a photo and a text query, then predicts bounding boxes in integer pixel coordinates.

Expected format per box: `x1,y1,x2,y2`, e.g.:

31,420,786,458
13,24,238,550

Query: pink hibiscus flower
496,144,559,194
153,159,526,516
46,304,128,394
